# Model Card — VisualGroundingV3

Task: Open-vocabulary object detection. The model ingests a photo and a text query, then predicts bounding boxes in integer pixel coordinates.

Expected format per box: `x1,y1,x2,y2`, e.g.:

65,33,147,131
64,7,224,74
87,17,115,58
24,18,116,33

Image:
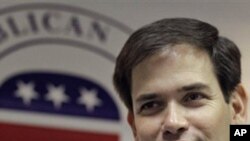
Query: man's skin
128,43,248,141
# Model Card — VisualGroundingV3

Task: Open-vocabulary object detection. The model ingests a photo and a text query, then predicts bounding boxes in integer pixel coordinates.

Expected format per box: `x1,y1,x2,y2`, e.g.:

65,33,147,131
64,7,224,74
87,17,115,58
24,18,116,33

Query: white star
45,85,69,109
15,81,38,105
78,88,102,112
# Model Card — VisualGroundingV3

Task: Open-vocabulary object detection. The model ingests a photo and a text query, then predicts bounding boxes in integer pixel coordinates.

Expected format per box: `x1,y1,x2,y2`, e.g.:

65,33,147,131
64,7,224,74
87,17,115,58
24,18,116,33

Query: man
113,18,248,141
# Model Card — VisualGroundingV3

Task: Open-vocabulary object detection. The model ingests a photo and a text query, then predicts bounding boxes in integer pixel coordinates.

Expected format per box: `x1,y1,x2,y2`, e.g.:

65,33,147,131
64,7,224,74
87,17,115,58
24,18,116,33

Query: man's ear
127,111,137,138
230,84,248,124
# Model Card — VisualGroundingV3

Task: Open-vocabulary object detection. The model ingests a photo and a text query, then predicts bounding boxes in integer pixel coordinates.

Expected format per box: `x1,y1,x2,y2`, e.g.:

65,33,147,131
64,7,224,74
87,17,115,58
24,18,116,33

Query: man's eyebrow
135,93,158,103
177,83,211,92
135,83,210,103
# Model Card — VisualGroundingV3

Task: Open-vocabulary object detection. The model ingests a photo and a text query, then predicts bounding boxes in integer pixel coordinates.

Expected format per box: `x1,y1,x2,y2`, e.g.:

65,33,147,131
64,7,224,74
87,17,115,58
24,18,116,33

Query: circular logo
0,3,133,141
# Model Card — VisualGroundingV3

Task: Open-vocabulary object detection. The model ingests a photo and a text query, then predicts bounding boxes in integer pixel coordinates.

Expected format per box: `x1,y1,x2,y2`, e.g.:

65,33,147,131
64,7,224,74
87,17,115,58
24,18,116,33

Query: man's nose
161,102,189,135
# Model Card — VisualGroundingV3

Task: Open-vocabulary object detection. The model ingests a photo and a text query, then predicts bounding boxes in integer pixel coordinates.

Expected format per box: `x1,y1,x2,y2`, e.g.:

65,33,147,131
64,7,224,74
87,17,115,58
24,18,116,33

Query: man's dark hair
113,18,241,110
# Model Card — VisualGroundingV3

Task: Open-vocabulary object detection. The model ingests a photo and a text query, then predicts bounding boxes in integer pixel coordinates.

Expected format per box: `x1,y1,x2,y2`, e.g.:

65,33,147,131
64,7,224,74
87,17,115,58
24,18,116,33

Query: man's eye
184,93,204,101
139,101,163,115
183,92,207,107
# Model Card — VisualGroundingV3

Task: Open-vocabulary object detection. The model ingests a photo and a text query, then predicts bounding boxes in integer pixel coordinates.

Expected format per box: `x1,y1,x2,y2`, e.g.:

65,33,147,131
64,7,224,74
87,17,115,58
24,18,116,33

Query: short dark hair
113,18,241,110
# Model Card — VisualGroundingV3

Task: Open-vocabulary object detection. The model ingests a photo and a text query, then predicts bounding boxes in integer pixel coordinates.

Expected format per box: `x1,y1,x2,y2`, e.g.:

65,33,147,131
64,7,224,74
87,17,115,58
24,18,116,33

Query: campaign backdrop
0,1,249,141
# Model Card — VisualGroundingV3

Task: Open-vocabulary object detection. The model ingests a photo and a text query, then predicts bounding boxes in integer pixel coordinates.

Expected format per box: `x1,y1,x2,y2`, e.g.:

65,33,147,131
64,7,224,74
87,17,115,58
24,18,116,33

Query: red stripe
0,122,119,141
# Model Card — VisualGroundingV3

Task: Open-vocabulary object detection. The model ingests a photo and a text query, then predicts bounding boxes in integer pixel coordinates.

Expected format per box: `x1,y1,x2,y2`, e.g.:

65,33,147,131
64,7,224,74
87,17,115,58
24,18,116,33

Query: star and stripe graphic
0,71,120,141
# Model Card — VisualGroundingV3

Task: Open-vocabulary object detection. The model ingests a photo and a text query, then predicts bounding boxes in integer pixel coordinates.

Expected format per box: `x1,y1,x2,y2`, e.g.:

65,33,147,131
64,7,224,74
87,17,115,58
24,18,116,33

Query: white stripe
0,109,122,134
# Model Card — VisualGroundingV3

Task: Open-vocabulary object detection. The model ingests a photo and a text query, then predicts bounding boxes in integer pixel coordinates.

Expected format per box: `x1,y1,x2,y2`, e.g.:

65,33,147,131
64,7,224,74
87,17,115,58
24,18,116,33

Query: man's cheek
135,119,160,139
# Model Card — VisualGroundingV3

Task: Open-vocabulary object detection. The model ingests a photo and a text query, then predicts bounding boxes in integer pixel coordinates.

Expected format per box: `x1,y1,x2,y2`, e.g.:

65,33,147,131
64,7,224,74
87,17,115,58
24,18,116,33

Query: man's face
130,44,232,141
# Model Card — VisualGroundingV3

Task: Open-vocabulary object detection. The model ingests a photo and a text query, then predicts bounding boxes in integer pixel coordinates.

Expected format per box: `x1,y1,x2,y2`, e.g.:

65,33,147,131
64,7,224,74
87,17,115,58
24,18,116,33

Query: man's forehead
131,43,219,100
134,43,208,70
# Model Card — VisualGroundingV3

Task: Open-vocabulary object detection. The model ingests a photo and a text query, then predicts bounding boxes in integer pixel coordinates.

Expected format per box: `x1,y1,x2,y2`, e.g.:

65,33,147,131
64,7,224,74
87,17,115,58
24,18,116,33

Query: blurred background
0,0,249,141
